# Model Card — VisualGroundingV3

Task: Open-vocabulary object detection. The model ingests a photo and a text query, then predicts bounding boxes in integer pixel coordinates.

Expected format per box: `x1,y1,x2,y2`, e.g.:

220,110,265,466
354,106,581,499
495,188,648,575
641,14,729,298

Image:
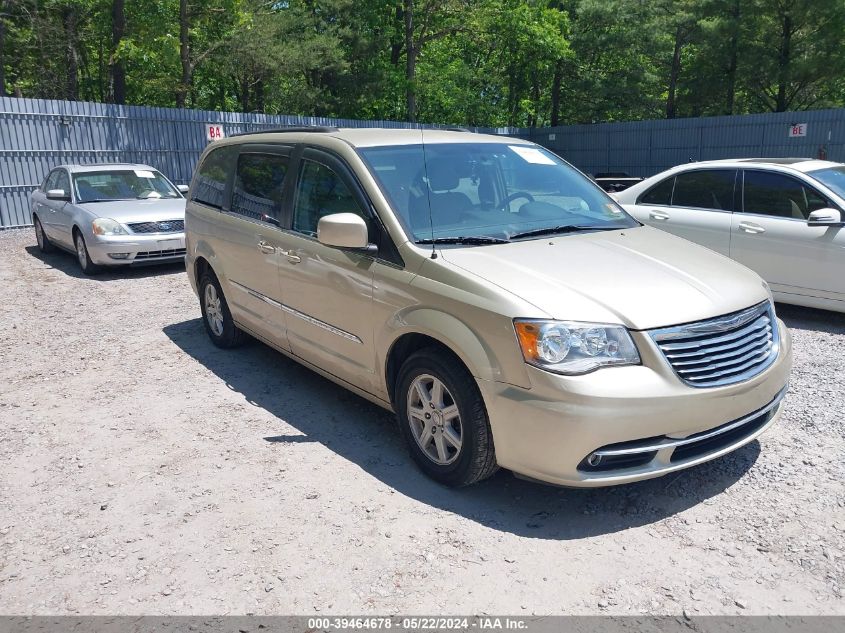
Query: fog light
108,253,130,260
587,453,602,467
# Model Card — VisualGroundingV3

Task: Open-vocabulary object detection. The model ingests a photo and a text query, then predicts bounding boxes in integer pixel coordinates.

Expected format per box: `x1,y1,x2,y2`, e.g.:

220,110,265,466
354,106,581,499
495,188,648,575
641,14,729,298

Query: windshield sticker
134,169,155,179
509,146,556,165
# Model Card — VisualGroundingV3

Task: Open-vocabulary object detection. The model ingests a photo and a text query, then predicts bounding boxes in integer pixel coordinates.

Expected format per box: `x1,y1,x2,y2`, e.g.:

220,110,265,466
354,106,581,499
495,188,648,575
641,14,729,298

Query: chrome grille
650,302,778,388
128,219,184,234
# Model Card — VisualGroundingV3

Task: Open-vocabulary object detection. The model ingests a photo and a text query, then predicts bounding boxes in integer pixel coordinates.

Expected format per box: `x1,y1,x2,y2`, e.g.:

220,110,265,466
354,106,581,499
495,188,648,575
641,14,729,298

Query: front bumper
477,321,792,487
86,232,186,266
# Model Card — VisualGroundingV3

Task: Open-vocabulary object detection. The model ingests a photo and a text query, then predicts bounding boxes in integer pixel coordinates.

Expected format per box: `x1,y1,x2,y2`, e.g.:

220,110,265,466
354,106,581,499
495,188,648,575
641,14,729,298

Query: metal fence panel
0,96,430,228
2,96,845,228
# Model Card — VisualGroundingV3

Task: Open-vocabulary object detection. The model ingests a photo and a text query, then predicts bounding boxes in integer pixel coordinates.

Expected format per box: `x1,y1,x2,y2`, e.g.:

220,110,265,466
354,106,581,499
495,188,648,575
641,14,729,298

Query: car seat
408,163,472,231
75,179,100,202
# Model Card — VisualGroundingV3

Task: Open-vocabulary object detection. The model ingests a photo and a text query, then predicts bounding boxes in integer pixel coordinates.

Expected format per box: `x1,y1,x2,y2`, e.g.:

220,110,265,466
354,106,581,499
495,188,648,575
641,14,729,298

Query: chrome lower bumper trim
594,385,787,458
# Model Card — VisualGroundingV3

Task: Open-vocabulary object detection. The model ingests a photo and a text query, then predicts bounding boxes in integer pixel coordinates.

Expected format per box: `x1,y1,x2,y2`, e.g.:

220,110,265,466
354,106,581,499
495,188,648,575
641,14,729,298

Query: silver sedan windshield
73,169,180,203
359,142,638,242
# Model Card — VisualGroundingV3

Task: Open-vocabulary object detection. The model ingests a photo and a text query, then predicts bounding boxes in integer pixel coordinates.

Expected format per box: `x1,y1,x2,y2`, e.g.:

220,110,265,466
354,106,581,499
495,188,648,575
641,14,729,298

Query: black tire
73,231,102,275
395,348,498,486
33,216,55,253
198,271,248,348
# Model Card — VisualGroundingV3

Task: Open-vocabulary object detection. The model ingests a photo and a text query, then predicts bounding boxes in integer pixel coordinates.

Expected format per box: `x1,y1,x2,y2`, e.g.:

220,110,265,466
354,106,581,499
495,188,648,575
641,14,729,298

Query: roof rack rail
230,126,339,137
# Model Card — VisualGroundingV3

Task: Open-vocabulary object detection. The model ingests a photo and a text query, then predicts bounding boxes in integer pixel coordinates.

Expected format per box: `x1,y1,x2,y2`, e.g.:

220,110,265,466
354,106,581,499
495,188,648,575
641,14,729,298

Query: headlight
514,319,640,375
91,218,128,236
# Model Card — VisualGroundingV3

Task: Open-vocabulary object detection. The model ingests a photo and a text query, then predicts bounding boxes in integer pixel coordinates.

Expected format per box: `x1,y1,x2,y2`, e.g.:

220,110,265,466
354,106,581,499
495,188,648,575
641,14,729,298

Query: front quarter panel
375,255,537,395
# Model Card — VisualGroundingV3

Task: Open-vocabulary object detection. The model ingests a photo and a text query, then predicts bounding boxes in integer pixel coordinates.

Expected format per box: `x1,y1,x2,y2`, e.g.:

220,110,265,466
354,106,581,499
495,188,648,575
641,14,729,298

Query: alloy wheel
406,373,463,465
204,283,225,337
75,235,87,267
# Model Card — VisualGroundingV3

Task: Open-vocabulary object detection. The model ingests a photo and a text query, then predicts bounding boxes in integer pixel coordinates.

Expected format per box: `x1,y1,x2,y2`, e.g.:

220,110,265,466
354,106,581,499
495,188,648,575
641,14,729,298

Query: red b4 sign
788,124,807,138
206,124,225,141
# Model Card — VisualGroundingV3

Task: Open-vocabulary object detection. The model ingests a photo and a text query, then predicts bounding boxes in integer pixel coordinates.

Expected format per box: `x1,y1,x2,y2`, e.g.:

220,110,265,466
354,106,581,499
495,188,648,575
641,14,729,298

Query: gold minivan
184,128,791,487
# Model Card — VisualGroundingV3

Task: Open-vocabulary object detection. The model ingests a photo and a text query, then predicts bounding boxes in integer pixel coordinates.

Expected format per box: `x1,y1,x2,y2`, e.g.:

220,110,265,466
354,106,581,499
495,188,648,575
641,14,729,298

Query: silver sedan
29,163,188,274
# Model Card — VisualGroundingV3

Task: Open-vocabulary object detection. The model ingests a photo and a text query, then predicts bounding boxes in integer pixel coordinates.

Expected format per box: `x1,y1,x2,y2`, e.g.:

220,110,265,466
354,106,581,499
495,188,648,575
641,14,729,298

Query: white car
616,159,845,313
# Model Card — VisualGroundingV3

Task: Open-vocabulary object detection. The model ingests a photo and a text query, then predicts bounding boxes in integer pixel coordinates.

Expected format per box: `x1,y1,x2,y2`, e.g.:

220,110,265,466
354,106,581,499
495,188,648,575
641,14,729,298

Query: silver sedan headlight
514,319,640,375
91,218,129,236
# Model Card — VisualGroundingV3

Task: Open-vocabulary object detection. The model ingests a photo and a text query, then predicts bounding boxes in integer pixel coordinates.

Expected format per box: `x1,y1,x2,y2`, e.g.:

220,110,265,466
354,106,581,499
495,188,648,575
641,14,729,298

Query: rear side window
638,177,674,205
231,153,288,222
192,146,235,209
743,170,826,220
672,169,736,210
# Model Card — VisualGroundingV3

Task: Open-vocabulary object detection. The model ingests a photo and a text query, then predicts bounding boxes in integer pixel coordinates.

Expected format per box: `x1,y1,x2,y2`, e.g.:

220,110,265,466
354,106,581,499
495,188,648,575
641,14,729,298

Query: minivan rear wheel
199,272,247,348
395,348,498,486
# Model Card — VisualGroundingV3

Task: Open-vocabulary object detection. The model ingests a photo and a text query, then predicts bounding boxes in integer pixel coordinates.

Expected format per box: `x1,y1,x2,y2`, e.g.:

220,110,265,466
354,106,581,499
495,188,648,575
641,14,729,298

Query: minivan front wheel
396,349,498,486
199,273,247,348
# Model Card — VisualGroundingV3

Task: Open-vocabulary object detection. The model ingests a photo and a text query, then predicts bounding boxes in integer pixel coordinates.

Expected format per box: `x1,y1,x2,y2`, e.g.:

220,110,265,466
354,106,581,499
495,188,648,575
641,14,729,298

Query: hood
439,226,769,330
78,198,186,224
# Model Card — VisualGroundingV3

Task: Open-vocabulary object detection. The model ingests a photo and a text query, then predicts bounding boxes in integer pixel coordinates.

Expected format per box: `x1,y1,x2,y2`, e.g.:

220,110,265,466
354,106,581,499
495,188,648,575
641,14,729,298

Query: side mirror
807,208,842,226
317,213,375,252
46,189,70,201
177,184,190,194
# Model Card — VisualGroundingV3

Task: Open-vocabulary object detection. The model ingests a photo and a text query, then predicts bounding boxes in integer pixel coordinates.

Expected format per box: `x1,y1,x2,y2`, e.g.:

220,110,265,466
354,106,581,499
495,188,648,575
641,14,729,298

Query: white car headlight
514,319,640,374
92,218,128,236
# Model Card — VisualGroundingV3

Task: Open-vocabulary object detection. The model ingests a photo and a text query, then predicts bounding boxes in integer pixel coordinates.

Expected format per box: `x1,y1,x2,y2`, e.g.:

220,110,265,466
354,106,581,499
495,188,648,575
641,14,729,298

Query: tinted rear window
193,146,236,209
672,169,736,210
638,177,674,205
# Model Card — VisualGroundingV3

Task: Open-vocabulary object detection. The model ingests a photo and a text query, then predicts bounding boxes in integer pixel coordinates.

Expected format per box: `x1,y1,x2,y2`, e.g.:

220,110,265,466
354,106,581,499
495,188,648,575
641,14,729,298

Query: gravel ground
0,227,843,616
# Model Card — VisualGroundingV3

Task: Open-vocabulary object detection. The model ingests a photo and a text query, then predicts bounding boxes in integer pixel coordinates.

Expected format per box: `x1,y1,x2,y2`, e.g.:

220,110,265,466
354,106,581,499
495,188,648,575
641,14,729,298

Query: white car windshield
358,141,638,243
808,166,845,200
73,169,180,203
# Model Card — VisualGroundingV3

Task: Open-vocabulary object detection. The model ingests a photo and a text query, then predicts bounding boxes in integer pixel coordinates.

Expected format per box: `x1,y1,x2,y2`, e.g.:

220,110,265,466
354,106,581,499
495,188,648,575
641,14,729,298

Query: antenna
419,128,437,260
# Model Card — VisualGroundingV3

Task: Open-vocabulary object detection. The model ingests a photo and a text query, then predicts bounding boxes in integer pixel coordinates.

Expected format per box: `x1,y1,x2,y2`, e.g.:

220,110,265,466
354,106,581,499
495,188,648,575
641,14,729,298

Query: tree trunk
529,69,540,128
255,79,264,112
775,12,792,112
63,6,80,100
391,4,404,66
0,1,7,96
404,0,416,122
666,25,683,119
550,61,563,127
238,75,249,112
177,0,191,108
109,0,126,104
724,0,739,114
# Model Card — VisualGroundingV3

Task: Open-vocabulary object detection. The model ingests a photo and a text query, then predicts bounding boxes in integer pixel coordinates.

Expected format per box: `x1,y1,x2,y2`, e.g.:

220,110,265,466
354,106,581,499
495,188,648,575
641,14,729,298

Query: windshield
73,169,181,203
808,166,845,200
358,141,638,243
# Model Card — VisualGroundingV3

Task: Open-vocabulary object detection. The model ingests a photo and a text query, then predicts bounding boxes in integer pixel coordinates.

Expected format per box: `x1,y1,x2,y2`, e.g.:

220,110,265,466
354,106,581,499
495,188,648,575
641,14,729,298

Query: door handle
257,240,276,254
738,221,765,234
285,252,301,264
649,210,670,221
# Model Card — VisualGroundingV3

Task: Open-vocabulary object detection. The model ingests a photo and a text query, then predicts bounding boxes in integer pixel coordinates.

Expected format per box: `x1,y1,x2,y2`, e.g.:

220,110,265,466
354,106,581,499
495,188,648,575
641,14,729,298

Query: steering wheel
501,191,535,210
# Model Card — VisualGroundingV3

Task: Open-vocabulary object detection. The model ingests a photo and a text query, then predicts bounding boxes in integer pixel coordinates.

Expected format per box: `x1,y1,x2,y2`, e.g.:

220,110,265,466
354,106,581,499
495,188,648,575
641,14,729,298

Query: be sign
206,124,225,141
789,124,807,138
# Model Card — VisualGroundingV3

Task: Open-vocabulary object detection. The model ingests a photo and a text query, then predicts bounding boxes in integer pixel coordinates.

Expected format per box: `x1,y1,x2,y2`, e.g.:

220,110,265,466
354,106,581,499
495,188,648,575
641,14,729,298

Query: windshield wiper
79,198,124,203
416,236,510,245
509,225,617,240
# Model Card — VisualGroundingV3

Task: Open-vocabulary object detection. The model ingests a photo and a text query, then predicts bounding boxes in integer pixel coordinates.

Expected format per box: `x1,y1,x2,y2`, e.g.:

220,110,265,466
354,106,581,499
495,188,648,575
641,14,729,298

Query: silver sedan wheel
406,373,463,465
35,220,44,248
75,235,87,267
204,283,225,337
